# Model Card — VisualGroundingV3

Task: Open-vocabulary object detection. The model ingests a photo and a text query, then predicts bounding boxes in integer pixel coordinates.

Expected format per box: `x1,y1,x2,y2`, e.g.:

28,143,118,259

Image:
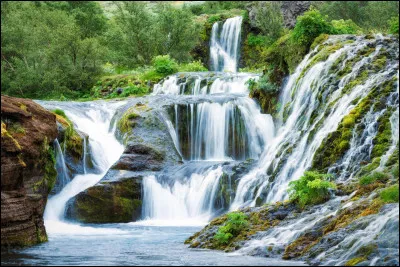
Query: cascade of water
52,139,70,194
152,72,257,96
38,101,126,226
141,165,223,225
168,98,274,161
230,35,399,210
319,205,399,266
210,16,243,72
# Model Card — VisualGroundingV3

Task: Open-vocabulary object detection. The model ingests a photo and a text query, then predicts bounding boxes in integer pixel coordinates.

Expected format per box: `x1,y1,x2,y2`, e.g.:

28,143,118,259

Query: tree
154,3,199,62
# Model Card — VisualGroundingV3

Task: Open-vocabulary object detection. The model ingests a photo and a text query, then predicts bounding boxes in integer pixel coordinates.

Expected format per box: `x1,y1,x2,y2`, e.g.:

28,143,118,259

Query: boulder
66,171,142,223
1,95,57,247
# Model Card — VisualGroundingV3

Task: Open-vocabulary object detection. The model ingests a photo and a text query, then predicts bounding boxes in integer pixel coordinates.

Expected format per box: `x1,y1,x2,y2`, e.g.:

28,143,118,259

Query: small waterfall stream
38,100,126,233
210,16,243,72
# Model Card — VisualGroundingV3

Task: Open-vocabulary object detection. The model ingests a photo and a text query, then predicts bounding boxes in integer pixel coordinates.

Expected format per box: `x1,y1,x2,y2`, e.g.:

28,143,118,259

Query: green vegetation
1,1,203,100
288,171,336,209
292,9,335,47
316,1,399,32
380,184,399,203
214,212,249,245
359,172,390,186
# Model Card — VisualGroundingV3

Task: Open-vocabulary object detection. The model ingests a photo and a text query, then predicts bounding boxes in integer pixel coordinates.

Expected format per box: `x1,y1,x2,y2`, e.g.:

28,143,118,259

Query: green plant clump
214,212,249,245
359,171,390,186
152,55,178,76
380,184,399,203
288,171,336,209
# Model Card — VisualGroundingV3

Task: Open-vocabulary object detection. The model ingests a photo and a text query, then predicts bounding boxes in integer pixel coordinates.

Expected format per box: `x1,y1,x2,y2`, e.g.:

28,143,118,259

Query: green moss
8,122,25,135
312,79,396,172
344,257,366,266
359,171,389,186
118,107,141,135
310,34,329,50
380,184,399,203
371,110,393,159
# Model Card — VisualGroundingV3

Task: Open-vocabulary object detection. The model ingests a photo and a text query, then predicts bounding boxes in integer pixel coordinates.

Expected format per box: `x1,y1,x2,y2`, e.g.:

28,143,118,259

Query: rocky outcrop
66,99,181,223
1,95,57,247
247,1,310,30
280,1,310,28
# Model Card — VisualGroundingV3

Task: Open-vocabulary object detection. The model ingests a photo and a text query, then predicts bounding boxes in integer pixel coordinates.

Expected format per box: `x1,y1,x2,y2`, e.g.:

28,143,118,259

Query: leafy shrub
246,71,280,93
214,212,248,245
288,171,336,208
152,55,178,76
359,171,390,186
247,33,273,47
207,14,221,24
380,184,399,203
292,9,334,46
179,61,208,72
332,19,362,34
388,16,399,35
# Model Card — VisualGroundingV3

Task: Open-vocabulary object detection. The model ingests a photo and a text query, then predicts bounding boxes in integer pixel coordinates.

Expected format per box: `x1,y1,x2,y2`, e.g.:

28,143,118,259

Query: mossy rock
67,176,143,223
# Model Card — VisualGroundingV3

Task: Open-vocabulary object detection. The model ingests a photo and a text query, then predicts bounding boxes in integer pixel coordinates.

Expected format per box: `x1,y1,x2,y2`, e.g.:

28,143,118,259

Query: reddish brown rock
1,95,57,247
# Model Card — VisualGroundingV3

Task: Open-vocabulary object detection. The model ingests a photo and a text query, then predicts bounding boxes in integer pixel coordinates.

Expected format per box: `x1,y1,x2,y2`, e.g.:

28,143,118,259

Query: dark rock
280,1,311,28
116,87,123,95
66,170,143,223
1,95,57,247
111,143,165,171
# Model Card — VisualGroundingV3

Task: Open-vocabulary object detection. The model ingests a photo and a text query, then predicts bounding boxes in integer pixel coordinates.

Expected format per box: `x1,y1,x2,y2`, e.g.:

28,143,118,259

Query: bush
288,171,336,208
246,70,280,93
359,171,390,186
388,16,399,35
152,55,178,76
292,9,334,47
214,212,248,245
380,184,399,203
179,61,208,72
332,19,362,34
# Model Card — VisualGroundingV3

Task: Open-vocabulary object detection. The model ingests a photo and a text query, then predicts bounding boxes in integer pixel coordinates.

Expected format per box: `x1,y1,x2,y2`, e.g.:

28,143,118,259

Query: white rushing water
140,166,223,226
53,139,70,194
38,100,126,234
210,16,243,72
230,35,399,210
152,72,258,96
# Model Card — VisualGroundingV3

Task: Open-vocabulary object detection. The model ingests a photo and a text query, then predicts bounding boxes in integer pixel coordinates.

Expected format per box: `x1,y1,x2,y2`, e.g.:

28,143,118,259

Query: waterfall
152,72,258,96
167,98,274,161
141,165,223,225
230,35,399,210
210,16,243,72
37,100,126,231
52,139,70,194
141,15,270,223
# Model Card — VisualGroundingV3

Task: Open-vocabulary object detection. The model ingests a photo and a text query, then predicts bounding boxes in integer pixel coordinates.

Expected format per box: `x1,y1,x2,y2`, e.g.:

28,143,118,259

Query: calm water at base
1,223,305,266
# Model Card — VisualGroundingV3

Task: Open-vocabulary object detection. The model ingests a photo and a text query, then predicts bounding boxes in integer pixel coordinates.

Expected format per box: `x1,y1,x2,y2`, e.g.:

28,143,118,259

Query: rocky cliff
1,95,57,247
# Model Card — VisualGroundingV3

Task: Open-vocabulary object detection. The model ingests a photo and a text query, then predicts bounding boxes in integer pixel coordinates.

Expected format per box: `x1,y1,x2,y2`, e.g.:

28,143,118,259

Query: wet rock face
280,1,311,28
1,95,57,247
247,1,310,30
111,144,165,172
66,171,143,223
